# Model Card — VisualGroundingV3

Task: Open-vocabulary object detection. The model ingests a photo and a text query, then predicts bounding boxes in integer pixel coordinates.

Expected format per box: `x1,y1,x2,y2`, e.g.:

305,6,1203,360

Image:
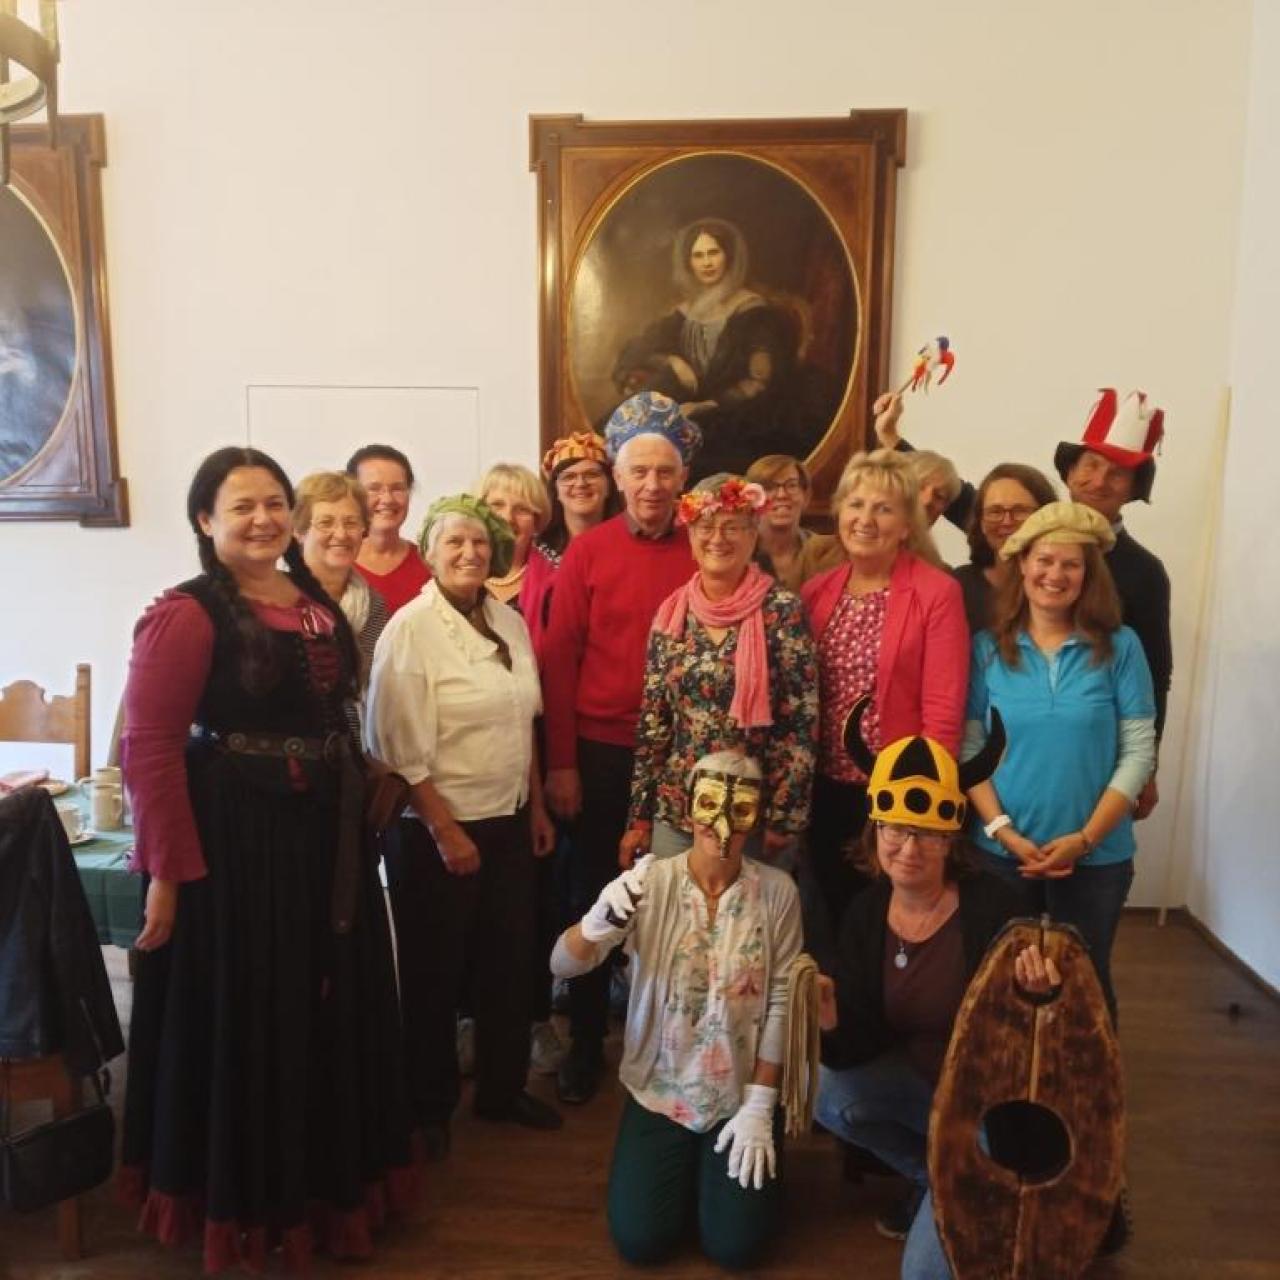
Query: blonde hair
905,450,962,507
476,462,552,535
292,471,370,535
833,449,943,568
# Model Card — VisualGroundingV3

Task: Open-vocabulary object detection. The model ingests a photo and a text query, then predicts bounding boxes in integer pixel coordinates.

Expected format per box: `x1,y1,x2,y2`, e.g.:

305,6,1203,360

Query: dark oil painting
0,187,76,485
569,152,859,481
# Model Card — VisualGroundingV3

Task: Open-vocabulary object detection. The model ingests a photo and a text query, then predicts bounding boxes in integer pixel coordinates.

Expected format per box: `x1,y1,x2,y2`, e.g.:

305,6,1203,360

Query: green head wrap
417,494,516,579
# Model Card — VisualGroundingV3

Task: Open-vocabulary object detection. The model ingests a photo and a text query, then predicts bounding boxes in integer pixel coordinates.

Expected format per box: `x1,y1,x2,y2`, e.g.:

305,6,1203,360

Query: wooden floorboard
2,914,1277,1279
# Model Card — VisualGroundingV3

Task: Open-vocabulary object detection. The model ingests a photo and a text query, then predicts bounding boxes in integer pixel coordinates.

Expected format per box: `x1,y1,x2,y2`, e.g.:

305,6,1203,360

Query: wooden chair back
0,665,91,780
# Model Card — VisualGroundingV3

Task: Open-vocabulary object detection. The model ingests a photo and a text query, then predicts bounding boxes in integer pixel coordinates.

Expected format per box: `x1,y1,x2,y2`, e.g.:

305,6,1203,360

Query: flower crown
676,477,770,527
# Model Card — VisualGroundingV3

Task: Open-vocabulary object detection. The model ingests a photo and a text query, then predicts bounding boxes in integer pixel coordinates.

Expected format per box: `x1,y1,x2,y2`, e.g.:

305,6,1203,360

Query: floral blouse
549,853,804,1134
628,583,818,835
818,586,888,782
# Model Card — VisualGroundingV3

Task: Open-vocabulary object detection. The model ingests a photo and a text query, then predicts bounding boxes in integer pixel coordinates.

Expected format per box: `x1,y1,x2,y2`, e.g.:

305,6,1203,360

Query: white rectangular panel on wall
246,384,482,542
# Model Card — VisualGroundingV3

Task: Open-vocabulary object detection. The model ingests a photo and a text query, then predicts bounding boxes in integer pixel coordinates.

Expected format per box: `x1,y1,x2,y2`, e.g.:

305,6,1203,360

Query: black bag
1,1002,115,1213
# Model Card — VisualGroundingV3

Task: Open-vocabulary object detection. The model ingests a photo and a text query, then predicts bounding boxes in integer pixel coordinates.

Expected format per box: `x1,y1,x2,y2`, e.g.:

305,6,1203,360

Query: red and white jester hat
1053,389,1165,503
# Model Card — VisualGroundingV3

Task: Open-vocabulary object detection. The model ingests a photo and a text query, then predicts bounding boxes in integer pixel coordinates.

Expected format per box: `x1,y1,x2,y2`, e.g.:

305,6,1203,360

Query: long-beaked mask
689,769,762,859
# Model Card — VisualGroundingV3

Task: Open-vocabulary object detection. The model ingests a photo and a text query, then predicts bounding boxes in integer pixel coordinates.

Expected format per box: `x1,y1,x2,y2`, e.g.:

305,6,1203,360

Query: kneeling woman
552,752,803,1269
816,705,1057,1279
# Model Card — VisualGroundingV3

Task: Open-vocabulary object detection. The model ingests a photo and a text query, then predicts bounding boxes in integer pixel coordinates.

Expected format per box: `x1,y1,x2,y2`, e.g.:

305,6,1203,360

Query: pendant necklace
889,890,955,970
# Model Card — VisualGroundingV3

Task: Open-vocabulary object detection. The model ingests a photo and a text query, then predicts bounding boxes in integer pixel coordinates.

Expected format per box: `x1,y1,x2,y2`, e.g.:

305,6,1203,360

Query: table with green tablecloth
61,793,141,949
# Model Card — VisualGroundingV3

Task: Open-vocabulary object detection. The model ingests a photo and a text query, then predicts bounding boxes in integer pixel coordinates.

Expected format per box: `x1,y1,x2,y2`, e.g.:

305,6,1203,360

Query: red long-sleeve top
540,514,695,769
121,590,334,883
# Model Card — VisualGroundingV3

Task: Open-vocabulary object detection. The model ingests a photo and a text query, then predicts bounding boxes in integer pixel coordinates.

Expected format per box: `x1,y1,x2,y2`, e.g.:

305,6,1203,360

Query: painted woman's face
689,232,727,287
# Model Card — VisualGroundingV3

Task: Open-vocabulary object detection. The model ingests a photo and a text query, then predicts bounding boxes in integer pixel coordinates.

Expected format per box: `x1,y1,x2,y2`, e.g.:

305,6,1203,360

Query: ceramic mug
56,803,87,842
84,782,124,832
77,766,122,790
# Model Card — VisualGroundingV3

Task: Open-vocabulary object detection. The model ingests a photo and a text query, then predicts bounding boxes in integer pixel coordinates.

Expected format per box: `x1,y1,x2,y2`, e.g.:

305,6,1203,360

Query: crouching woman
551,752,802,1269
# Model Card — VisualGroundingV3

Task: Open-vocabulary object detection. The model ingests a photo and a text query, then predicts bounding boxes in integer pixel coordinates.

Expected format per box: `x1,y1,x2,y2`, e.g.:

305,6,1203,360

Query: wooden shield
929,918,1125,1279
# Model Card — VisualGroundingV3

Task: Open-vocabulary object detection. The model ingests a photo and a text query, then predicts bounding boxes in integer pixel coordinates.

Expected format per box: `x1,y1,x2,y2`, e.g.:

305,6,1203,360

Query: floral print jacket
628,583,818,836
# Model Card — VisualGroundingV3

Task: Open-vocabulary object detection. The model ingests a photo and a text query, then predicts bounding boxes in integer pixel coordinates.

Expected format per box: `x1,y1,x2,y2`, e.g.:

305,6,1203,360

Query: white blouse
366,580,541,821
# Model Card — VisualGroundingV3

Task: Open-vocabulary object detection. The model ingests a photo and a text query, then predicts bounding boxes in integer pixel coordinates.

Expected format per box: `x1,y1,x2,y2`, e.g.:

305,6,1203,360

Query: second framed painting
529,112,906,509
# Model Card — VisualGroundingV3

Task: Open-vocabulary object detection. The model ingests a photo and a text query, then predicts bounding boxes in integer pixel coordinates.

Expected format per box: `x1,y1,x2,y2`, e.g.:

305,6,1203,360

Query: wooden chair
0,665,91,780
2,1055,87,1259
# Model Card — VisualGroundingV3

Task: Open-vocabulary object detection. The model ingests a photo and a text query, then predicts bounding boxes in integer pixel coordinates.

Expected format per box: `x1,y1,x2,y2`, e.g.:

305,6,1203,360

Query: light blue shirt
965,627,1156,866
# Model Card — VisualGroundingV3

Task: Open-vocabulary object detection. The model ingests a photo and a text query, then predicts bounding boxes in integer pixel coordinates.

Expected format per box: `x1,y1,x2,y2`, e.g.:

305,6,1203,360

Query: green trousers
607,1094,784,1270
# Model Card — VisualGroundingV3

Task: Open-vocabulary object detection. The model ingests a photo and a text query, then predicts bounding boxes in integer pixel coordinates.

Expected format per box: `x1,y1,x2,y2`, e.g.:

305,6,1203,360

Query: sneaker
1097,1185,1133,1256
530,1020,567,1076
875,1183,926,1241
556,1046,604,1105
456,1016,476,1078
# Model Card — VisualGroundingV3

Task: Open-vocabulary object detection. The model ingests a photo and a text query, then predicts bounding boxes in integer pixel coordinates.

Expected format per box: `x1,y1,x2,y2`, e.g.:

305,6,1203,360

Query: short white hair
614,433,683,471
688,750,763,786
421,511,488,569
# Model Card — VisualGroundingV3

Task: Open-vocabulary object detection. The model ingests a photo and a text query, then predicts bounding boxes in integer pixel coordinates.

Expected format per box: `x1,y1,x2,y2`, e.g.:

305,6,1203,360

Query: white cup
78,766,122,791
57,804,86,842
84,783,123,832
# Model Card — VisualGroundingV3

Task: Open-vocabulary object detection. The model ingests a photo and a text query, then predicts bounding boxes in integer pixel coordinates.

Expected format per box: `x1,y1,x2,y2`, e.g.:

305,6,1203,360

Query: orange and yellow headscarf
541,430,609,479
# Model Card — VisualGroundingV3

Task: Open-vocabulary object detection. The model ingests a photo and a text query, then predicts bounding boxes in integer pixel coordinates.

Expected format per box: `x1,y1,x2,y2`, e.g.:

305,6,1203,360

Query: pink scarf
653,563,775,728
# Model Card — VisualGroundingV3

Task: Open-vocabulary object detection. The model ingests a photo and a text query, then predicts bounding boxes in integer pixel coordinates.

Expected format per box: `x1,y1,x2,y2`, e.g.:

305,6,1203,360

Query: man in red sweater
543,392,701,1104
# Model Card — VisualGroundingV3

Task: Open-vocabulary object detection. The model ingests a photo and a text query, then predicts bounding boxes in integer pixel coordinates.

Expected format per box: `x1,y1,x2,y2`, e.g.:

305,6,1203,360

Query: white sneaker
457,1016,476,1078
530,1020,567,1076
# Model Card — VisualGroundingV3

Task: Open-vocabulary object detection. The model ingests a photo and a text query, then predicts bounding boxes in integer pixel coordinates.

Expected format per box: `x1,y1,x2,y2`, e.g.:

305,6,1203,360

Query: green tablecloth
63,794,140,949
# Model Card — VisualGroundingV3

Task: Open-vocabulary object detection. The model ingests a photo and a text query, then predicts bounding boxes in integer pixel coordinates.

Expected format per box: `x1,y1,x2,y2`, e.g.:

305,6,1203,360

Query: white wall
0,0,1253,912
1182,0,1280,987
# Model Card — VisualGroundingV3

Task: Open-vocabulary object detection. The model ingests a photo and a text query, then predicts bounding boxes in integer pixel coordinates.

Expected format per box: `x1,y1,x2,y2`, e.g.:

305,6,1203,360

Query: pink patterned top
818,587,889,782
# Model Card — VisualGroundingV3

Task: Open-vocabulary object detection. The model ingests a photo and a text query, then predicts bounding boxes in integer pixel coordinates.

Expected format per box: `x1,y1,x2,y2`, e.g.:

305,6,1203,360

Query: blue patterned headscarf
603,392,703,464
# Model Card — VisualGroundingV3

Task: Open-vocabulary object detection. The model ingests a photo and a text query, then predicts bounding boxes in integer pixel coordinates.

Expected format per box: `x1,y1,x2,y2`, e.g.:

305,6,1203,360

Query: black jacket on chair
0,787,124,1072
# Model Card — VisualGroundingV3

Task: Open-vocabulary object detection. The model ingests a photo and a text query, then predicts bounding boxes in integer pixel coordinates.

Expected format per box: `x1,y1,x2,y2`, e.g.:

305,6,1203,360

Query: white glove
580,855,654,944
713,1083,778,1190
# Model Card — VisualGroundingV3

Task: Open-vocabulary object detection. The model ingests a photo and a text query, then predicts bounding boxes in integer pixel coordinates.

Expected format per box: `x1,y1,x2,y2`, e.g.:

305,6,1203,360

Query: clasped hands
998,828,1089,879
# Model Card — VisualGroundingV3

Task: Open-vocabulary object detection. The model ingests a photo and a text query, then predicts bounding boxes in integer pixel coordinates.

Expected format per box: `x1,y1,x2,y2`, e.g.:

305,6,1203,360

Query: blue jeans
816,1054,952,1279
977,851,1134,1022
816,1053,932,1183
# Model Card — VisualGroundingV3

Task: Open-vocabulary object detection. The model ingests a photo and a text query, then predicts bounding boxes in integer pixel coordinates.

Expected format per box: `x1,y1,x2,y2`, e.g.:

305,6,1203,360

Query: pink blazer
801,550,969,756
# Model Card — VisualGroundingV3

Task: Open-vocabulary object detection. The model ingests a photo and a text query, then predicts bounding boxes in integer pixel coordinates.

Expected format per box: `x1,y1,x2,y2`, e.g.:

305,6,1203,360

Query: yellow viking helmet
842,697,1006,833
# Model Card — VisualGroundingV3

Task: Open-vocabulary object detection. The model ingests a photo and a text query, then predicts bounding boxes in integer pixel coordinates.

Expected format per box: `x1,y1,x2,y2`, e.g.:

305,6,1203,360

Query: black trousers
800,773,871,971
384,809,535,1122
565,739,634,1056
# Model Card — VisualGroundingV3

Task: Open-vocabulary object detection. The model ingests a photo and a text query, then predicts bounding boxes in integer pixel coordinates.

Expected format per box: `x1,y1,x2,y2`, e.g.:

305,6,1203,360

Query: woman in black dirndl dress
119,448,415,1272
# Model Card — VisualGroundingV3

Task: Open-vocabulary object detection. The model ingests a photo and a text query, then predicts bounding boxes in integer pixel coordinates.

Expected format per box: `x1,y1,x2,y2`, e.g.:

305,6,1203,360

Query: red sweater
541,514,695,767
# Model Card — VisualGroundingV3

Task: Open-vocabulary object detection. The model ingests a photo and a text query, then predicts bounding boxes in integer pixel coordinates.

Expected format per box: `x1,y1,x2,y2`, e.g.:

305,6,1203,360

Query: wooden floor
3,914,1278,1279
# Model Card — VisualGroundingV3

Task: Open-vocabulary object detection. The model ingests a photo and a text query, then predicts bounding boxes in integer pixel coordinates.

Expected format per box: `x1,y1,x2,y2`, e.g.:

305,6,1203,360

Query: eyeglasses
310,516,365,535
691,518,754,540
767,478,804,495
877,823,952,851
982,504,1037,525
364,483,409,498
557,468,604,490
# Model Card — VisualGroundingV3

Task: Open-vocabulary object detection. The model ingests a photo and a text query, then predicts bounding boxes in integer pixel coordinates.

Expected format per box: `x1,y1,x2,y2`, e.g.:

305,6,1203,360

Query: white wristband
984,814,1013,840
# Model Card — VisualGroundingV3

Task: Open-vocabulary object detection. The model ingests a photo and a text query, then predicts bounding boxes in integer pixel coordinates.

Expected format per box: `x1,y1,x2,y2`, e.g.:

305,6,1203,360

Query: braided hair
187,447,360,700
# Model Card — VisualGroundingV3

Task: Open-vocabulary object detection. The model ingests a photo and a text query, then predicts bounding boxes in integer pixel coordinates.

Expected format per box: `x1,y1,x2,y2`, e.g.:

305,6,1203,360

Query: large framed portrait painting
530,112,906,505
0,116,127,525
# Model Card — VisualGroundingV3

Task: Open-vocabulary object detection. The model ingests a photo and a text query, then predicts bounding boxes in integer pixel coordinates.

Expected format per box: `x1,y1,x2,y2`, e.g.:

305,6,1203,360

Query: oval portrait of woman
569,152,859,481
0,188,77,485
